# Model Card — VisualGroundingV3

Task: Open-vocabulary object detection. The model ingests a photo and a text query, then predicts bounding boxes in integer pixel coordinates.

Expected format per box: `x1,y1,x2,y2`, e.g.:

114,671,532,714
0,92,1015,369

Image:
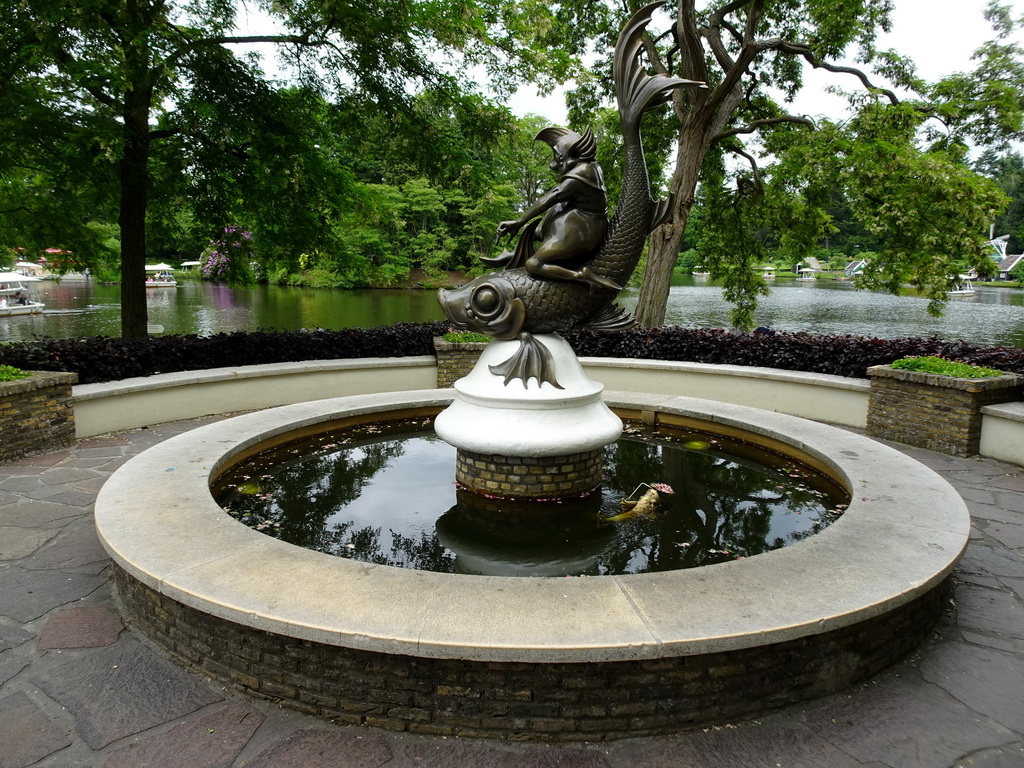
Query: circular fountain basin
95,389,970,739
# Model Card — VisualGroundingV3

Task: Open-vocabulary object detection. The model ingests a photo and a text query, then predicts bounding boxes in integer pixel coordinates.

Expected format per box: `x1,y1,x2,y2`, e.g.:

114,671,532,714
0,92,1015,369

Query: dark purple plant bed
1,322,1021,385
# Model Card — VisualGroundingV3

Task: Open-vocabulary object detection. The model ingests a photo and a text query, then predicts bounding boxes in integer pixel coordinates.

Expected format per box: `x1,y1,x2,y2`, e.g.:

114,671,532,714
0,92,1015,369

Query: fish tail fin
578,302,637,332
614,2,705,133
650,192,675,229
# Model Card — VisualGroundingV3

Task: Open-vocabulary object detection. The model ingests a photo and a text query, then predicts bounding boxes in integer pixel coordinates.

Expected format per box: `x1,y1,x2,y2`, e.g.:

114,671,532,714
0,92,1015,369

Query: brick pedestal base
456,448,604,499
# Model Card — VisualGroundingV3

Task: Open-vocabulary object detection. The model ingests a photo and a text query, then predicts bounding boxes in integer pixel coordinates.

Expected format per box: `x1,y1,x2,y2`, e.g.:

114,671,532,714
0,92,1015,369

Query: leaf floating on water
236,482,262,495
684,440,710,450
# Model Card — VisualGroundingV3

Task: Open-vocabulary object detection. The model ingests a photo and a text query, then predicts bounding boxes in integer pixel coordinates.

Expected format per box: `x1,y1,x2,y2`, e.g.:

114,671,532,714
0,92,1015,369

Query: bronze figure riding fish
438,2,704,387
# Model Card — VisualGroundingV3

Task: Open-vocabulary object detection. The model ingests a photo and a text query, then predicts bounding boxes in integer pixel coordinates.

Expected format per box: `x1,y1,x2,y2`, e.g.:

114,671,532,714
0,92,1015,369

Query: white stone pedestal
434,334,622,457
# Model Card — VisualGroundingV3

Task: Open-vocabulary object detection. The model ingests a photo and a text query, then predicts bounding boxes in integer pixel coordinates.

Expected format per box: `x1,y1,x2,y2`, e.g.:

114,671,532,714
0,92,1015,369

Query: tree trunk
118,85,151,338
634,126,709,327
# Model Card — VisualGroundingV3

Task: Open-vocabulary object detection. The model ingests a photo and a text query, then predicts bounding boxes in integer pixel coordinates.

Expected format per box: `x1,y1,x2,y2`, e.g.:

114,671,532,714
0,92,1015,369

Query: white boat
0,272,44,315
796,267,817,282
145,263,177,287
760,266,776,280
691,270,710,276
948,275,975,296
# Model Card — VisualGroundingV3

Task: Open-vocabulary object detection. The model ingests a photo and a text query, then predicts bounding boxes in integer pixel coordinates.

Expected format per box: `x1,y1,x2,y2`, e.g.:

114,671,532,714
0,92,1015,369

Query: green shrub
0,365,31,382
890,356,1003,378
443,330,491,343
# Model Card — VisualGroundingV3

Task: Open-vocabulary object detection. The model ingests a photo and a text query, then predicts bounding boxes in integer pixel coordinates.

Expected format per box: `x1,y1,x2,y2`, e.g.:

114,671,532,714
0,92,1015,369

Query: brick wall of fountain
114,565,952,740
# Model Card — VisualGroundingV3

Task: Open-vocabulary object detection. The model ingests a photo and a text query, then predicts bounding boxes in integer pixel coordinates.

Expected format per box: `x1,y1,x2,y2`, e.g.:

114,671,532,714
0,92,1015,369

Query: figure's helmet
535,126,597,163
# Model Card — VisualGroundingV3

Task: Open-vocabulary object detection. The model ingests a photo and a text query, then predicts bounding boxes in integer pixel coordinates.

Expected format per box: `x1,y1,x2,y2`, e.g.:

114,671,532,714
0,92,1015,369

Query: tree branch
730,146,764,188
757,39,903,105
162,25,325,69
147,128,181,141
207,32,318,46
714,114,816,141
700,0,763,116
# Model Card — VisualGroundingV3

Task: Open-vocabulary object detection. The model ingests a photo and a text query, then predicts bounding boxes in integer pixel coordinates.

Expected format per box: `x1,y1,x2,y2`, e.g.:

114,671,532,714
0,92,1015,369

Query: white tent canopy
0,271,40,283
145,263,173,271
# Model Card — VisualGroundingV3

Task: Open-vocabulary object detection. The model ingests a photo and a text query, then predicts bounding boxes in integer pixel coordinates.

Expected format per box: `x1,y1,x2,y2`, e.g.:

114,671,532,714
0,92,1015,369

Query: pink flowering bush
199,226,256,285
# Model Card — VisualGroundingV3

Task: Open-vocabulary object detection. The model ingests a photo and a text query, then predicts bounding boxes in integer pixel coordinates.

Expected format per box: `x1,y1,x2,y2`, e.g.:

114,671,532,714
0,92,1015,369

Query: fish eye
471,285,501,317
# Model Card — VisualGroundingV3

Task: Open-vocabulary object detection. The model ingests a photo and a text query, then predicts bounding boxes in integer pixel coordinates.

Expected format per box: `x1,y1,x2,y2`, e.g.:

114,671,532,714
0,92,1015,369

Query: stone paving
0,415,1022,768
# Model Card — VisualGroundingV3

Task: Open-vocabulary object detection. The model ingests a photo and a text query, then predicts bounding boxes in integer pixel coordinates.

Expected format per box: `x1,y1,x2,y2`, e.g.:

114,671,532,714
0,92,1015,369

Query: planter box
867,365,1024,457
0,371,78,464
433,337,489,388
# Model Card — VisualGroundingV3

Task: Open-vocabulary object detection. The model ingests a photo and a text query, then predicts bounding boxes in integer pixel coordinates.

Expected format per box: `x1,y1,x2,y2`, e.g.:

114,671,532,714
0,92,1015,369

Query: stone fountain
93,3,971,740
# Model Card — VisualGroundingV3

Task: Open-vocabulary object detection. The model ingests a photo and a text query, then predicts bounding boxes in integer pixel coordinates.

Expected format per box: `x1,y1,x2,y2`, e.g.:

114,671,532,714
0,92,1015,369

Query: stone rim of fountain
95,389,969,665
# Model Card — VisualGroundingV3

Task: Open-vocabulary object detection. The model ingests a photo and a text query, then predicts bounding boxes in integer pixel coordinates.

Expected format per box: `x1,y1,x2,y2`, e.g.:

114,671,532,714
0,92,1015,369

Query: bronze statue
487,126,617,291
438,1,704,386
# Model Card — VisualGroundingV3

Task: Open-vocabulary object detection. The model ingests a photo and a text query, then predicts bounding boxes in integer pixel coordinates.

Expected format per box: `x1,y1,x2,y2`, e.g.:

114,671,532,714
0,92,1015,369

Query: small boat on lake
796,268,817,282
0,272,44,315
948,275,975,296
145,264,177,287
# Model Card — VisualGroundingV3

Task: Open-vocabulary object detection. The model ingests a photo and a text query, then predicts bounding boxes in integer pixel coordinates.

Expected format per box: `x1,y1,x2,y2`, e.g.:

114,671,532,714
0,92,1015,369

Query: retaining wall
0,371,77,463
70,357,1024,466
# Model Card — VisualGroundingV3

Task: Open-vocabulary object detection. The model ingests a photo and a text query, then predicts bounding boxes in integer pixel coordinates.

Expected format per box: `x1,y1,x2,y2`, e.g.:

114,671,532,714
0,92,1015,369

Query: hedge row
565,327,1024,380
0,322,447,384
1,322,1021,384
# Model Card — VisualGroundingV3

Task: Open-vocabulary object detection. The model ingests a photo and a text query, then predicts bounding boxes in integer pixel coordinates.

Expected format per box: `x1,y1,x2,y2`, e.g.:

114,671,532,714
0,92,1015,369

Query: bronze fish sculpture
438,2,704,387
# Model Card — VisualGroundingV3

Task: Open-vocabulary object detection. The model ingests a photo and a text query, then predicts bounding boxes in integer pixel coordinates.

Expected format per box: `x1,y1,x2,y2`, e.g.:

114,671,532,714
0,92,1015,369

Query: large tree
1,0,578,337
561,0,1024,327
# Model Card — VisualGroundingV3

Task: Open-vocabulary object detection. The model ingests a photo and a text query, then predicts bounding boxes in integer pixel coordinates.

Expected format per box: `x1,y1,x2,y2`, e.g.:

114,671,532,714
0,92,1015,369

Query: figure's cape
564,163,605,193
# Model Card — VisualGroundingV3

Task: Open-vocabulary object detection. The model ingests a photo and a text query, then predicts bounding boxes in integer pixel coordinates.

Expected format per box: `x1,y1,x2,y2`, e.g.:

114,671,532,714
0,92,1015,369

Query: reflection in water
214,419,849,577
620,277,1024,348
1,277,1022,348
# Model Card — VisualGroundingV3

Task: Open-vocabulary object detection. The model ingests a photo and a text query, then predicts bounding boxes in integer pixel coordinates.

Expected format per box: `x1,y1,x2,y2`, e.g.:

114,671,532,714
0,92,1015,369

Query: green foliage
890,356,1003,378
553,0,1024,327
975,150,1024,253
442,330,491,343
1010,260,1024,285
761,103,1009,316
677,249,702,272
199,227,257,287
0,365,30,382
0,0,579,335
695,151,771,330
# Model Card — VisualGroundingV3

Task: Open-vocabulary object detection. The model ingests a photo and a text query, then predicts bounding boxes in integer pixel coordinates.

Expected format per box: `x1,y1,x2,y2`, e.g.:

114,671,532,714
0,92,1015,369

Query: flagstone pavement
0,415,1022,768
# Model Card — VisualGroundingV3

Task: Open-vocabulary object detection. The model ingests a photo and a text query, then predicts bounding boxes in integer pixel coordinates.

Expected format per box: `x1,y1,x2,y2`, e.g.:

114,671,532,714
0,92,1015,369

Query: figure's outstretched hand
496,220,521,243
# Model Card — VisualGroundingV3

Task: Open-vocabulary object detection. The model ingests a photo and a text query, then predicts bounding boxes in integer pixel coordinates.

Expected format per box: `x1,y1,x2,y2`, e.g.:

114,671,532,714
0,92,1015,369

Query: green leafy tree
1,0,580,337
1011,260,1024,285
559,0,1024,327
975,150,1024,252
199,226,257,286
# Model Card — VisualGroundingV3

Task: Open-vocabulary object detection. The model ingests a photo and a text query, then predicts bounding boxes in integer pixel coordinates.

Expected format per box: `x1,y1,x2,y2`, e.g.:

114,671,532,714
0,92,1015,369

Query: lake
4,275,1024,349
